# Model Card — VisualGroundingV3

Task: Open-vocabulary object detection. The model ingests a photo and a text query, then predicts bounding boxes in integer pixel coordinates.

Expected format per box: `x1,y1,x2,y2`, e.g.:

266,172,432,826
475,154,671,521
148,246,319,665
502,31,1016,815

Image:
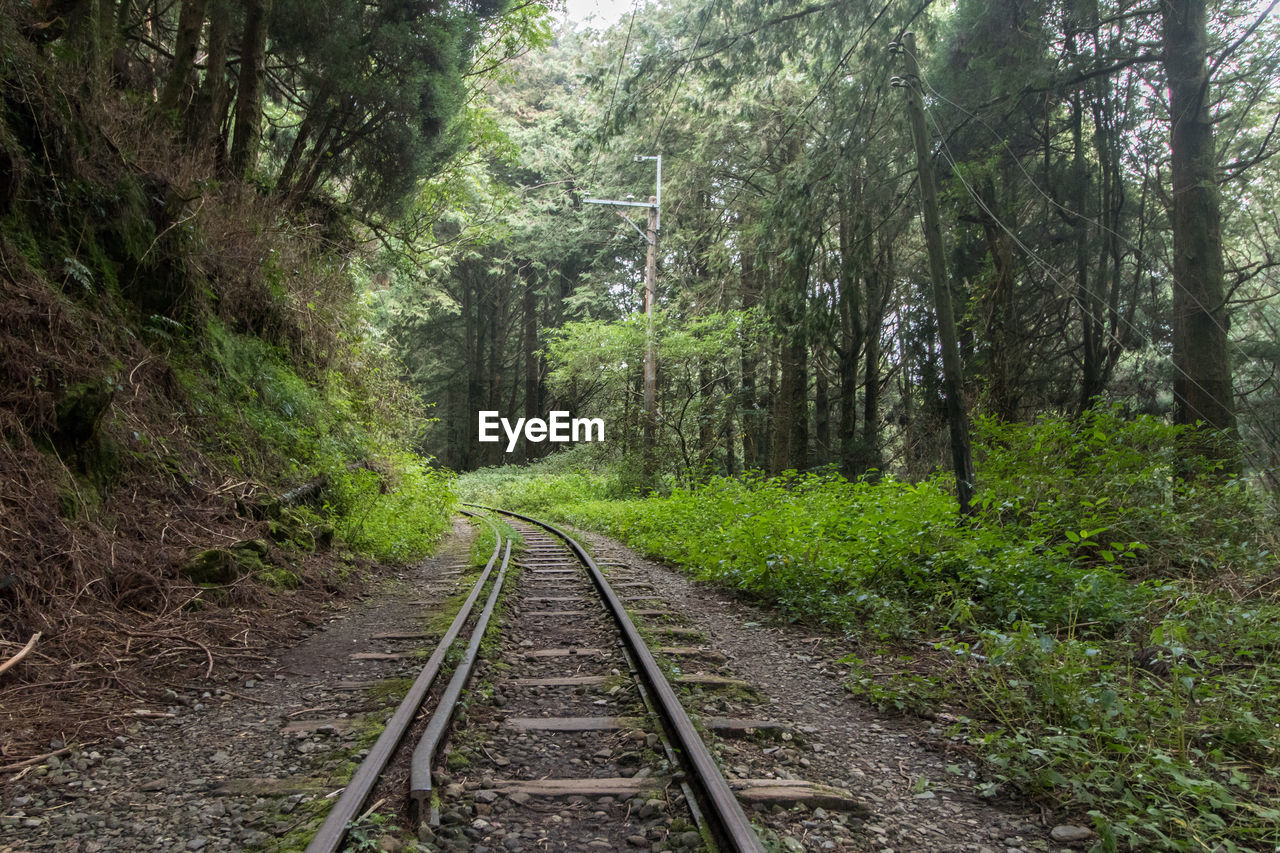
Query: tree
1162,0,1238,472
229,0,271,177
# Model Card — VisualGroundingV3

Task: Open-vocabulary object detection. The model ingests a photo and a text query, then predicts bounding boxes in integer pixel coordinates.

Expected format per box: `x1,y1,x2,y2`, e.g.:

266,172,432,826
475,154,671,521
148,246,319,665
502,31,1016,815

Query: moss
257,567,300,589
181,539,271,584
365,677,415,704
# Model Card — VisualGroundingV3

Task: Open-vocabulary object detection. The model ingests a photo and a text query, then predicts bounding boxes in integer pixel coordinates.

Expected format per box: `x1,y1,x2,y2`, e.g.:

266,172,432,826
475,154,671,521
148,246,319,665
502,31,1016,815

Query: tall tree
156,0,207,113
1162,0,1237,470
228,0,271,177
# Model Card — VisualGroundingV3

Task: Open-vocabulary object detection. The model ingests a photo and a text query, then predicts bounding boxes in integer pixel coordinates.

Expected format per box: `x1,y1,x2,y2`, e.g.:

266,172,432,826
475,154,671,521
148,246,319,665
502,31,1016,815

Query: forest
1,0,1278,849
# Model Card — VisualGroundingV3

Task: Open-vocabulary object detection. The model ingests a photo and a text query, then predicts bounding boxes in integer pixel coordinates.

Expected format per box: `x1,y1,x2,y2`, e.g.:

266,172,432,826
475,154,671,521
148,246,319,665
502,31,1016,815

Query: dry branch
0,631,42,677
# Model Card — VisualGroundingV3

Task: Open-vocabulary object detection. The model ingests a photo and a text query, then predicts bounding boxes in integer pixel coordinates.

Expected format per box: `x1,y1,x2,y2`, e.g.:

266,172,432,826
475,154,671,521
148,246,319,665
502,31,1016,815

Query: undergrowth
455,409,1280,851
0,5,454,759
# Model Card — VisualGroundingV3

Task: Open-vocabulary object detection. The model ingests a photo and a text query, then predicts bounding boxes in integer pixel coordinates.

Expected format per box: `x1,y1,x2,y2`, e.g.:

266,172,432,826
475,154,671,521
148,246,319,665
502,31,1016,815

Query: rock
185,838,207,851
1050,825,1094,842
180,540,270,584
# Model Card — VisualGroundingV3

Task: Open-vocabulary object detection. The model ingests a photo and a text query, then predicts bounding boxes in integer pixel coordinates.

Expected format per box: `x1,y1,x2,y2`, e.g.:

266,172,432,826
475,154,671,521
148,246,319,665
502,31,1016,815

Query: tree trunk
836,184,865,478
186,0,231,151
228,0,271,177
861,245,889,475
157,0,207,113
739,250,763,470
813,358,829,463
1162,0,1237,472
901,32,976,513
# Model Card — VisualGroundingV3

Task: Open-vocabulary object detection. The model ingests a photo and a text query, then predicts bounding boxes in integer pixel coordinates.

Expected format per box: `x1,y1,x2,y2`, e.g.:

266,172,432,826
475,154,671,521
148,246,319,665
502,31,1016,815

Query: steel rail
467,504,765,853
409,539,512,822
305,510,505,853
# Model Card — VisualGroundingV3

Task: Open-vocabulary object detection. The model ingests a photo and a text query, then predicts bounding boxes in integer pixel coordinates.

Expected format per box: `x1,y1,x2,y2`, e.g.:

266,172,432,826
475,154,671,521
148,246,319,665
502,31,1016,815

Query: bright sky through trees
561,0,637,27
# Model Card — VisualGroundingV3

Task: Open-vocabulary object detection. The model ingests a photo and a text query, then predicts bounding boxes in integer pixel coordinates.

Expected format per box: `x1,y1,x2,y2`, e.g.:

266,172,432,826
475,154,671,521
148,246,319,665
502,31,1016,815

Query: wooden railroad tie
480,777,865,812
280,718,354,735
502,715,781,735
675,673,751,688
658,646,728,663
505,675,608,687
522,647,606,658
504,716,642,732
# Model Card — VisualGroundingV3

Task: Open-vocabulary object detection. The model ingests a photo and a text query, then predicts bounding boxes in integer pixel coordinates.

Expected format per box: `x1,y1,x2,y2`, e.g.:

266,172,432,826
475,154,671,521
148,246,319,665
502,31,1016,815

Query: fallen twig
0,632,42,677
0,744,73,774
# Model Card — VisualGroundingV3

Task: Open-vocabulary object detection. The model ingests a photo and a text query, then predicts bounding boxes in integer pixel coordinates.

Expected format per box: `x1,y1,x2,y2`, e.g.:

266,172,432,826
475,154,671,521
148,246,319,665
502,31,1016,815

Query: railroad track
307,507,768,852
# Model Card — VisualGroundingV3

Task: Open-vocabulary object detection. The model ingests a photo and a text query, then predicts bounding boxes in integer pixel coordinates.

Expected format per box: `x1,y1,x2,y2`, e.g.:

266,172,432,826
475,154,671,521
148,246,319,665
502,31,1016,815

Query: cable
912,45,1278,386
910,55,1280,461
651,0,719,149
585,0,643,195
908,41,1280,454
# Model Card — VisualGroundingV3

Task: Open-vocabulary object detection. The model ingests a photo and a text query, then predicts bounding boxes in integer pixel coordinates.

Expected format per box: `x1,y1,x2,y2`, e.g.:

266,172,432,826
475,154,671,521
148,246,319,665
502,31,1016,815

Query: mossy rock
257,567,301,589
181,539,271,584
181,549,238,584
238,495,283,521
268,509,316,551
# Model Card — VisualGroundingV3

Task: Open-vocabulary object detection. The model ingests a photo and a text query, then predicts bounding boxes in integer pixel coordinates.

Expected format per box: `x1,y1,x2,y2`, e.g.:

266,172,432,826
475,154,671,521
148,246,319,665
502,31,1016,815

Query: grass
455,409,1280,851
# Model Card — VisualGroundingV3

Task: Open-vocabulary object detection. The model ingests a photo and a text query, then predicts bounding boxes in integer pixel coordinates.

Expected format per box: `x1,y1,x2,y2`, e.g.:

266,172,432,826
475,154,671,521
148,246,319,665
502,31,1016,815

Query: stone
1050,825,1094,842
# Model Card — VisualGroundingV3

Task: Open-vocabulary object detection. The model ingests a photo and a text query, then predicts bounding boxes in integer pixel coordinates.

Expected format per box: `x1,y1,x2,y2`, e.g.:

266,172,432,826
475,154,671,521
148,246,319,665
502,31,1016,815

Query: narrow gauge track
307,508,765,853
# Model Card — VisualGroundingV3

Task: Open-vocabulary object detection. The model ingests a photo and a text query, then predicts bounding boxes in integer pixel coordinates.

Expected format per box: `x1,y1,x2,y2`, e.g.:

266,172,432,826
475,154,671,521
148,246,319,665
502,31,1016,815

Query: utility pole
643,194,658,464
585,156,662,476
892,33,975,515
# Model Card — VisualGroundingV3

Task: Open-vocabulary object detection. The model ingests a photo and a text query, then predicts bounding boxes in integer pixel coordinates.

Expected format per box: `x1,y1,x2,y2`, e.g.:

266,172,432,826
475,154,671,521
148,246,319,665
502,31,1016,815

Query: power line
909,49,1280,459
585,0,643,195
651,0,719,149
912,48,1277,386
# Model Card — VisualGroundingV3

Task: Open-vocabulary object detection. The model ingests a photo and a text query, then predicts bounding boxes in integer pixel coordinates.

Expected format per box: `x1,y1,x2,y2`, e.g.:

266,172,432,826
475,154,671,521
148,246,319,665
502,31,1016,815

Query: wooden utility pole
585,156,662,478
895,32,976,514
643,196,658,465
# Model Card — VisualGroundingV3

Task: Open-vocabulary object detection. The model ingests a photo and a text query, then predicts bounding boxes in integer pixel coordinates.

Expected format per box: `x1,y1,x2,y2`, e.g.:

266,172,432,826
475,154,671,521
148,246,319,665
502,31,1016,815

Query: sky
560,0,638,28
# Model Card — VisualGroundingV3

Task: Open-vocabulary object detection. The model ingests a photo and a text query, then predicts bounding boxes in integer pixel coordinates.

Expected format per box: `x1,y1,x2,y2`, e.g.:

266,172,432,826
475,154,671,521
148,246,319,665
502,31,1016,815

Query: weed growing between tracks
456,411,1280,850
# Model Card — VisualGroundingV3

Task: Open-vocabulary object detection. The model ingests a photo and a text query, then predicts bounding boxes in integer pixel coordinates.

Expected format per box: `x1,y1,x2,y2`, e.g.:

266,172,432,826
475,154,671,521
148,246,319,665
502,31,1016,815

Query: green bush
325,452,456,562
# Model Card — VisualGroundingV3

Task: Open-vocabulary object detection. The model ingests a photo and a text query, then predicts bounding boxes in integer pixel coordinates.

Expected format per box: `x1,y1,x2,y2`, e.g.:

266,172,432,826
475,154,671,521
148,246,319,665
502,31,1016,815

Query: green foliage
455,413,1279,849
323,452,456,563
343,811,400,852
975,407,1271,578
176,319,455,564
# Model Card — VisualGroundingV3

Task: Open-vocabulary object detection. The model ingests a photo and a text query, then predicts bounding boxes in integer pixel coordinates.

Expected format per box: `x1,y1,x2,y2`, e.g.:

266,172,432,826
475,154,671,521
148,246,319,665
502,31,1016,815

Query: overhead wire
650,0,719,149
910,33,1280,389
709,0,902,235
905,44,1280,460
585,0,644,195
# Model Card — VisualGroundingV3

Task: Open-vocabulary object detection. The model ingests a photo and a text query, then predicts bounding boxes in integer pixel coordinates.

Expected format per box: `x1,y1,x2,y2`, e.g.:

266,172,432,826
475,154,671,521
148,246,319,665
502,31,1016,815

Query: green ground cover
456,412,1280,851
